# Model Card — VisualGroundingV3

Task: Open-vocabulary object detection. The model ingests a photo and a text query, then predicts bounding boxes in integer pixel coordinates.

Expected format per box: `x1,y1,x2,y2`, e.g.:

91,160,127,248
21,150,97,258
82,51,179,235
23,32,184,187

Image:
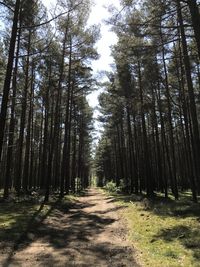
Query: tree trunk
177,0,200,193
60,35,72,198
3,21,21,199
15,30,31,194
138,59,154,197
0,0,21,162
22,61,35,192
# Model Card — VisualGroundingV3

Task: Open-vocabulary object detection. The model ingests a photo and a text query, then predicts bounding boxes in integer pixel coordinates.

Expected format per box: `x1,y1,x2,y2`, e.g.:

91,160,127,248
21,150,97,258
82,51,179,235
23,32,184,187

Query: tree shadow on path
1,191,139,267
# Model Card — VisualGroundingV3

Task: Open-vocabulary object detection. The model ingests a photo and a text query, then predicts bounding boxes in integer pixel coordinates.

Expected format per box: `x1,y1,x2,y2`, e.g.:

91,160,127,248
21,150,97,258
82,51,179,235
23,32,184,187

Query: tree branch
0,1,14,12
19,2,83,30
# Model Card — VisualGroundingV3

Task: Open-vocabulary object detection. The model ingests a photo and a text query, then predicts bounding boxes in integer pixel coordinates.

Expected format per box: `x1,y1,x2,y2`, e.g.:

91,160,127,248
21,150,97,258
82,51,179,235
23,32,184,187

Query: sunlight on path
0,189,139,267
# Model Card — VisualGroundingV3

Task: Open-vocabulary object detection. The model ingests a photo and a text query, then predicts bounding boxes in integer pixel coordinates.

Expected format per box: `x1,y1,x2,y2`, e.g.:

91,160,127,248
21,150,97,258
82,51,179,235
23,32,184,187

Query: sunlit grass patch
108,191,200,267
0,194,76,244
0,202,50,241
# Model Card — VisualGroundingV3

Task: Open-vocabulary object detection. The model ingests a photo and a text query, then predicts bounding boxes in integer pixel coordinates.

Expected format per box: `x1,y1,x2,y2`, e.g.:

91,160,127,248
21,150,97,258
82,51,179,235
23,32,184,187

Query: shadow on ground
107,191,200,219
154,224,200,260
107,191,200,262
0,190,138,267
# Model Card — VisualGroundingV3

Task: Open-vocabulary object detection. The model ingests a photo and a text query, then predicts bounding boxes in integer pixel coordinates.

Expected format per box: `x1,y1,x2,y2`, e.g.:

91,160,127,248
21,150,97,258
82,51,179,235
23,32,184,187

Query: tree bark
0,0,21,162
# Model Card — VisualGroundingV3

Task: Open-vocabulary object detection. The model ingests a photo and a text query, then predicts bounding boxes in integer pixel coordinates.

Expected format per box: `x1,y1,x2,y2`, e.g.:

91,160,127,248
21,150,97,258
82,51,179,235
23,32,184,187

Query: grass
103,190,200,267
0,194,76,245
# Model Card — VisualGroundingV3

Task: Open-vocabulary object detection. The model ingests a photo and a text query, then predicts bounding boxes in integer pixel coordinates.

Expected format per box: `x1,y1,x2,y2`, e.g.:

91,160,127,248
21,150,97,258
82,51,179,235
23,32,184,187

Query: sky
86,0,120,140
86,0,119,108
43,0,120,139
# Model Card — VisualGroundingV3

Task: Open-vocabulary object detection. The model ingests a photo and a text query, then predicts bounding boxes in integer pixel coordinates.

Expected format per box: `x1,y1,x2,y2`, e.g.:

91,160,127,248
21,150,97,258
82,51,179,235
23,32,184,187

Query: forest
0,0,200,266
95,0,200,202
0,0,99,201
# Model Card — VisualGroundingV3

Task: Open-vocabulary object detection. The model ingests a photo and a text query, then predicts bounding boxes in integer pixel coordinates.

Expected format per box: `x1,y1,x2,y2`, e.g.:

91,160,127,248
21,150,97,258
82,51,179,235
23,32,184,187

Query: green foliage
118,179,126,192
104,181,118,193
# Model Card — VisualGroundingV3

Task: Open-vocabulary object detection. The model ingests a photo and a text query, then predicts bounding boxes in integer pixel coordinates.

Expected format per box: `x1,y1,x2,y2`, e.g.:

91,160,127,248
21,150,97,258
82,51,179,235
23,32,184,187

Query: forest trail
0,188,139,267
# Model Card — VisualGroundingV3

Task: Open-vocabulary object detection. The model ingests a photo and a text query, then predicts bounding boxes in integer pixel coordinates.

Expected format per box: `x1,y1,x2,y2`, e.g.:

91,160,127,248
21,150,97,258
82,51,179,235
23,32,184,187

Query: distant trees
95,0,200,202
0,0,99,200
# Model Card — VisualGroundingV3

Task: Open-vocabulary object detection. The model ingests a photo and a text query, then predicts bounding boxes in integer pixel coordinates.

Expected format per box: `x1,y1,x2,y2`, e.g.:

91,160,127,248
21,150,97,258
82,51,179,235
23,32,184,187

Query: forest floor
107,190,200,267
0,188,139,267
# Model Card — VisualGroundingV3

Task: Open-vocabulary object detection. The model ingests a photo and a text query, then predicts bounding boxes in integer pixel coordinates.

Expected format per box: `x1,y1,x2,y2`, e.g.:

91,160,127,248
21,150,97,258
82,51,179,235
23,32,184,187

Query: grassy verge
0,194,76,246
103,190,200,267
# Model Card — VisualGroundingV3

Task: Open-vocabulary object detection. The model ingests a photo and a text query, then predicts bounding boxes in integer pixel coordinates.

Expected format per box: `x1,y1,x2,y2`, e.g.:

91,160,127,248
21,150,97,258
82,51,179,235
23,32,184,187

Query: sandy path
0,188,139,267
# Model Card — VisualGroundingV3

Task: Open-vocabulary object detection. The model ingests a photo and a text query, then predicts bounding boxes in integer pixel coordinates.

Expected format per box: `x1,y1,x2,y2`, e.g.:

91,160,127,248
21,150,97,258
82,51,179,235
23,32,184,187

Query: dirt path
1,188,139,267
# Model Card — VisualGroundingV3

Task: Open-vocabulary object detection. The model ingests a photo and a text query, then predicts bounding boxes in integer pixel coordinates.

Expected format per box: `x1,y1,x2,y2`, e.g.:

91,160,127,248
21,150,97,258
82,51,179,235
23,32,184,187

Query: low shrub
104,181,118,193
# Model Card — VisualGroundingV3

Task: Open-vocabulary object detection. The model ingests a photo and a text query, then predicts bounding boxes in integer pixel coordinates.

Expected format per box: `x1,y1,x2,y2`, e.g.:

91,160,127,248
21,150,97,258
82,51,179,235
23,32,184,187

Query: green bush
104,181,117,193
118,179,126,192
